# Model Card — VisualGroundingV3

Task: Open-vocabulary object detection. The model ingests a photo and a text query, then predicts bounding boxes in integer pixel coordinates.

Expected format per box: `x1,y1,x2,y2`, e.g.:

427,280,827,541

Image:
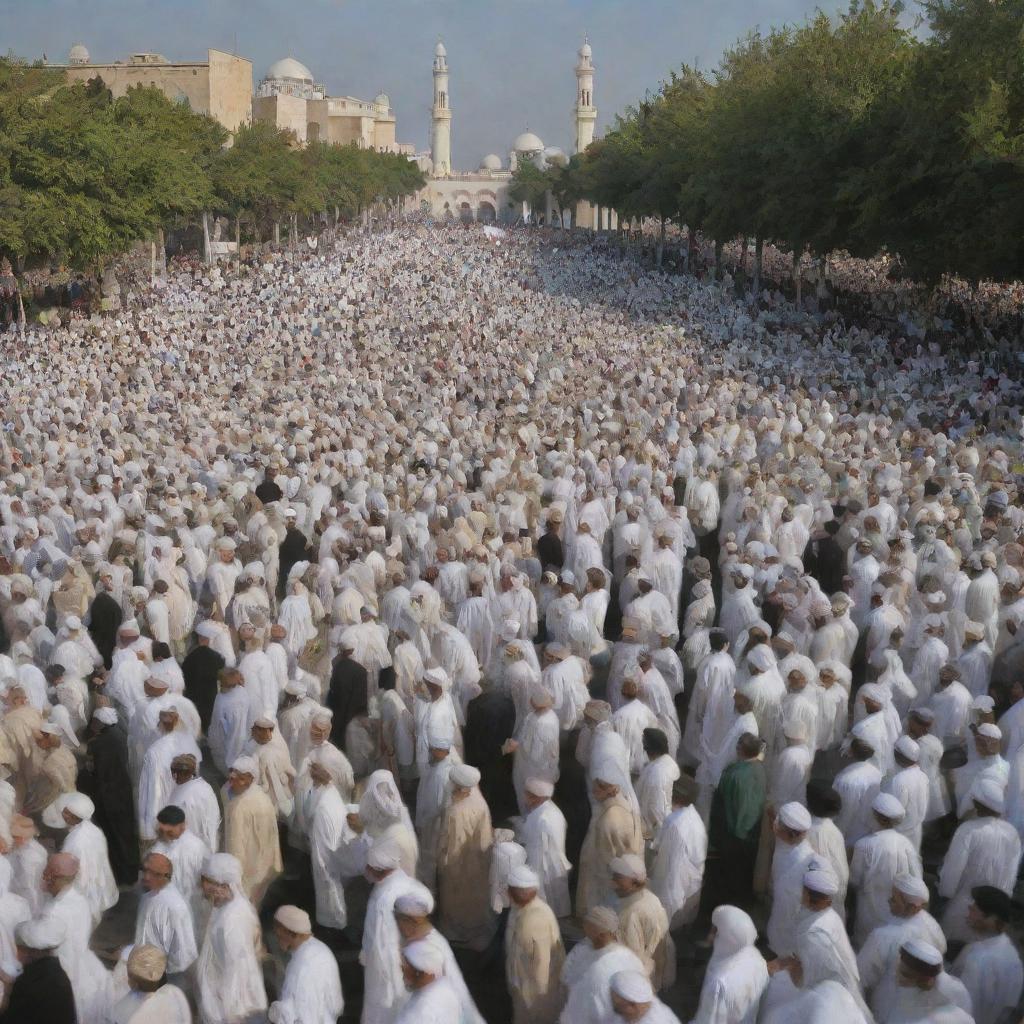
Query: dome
68,43,91,65
480,154,502,171
513,131,544,153
266,57,314,83
435,41,447,57
543,146,567,166
375,93,391,108
579,42,592,59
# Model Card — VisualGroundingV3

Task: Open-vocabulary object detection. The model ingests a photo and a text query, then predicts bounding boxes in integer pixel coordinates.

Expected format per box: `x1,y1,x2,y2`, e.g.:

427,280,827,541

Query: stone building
252,57,414,152
60,46,253,133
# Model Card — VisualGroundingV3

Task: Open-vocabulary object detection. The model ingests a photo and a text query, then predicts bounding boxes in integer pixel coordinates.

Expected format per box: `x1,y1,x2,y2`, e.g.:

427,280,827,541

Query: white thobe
849,828,922,946
560,942,645,1024
833,761,882,847
394,977,461,1024
111,986,191,1024
311,784,369,928
612,699,659,776
152,830,210,925
168,776,221,853
649,805,706,928
63,818,118,924
239,649,281,721
513,708,561,814
208,686,253,775
135,883,198,973
882,764,929,851
137,729,201,841
196,894,267,1024
765,839,816,956
636,755,681,840
682,650,736,766
953,932,1023,1024
269,935,345,1024
519,799,572,917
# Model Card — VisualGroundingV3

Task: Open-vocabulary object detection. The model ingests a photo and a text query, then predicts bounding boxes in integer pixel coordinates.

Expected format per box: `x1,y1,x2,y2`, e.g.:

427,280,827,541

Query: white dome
513,131,544,153
480,154,502,171
68,43,90,65
375,93,391,108
543,147,568,166
579,42,592,59
266,57,314,83
435,41,447,57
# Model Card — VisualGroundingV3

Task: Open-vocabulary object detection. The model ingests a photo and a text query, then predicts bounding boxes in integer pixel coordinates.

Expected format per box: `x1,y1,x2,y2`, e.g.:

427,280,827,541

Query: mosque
417,41,604,228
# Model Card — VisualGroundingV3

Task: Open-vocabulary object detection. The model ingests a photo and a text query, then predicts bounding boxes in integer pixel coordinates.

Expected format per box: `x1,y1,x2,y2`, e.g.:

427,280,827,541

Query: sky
4,0,911,168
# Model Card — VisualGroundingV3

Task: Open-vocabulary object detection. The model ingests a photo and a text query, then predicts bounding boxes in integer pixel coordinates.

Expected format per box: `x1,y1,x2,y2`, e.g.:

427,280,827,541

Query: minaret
431,41,452,178
574,38,597,155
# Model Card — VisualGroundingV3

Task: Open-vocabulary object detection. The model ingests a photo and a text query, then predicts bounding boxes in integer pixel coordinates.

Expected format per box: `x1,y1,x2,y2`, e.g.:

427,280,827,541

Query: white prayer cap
900,938,943,968
145,676,169,691
366,841,402,870
92,706,118,726
274,905,312,934
62,792,95,821
15,917,66,951
894,735,919,762
65,615,82,631
910,706,935,724
609,853,647,881
119,618,140,636
964,620,985,640
283,679,305,696
127,944,166,983
285,508,297,518
215,537,237,551
778,802,811,832
559,569,576,585
610,970,654,1003
230,755,258,777
872,792,905,822
500,619,520,641
859,683,884,704
803,867,839,896
978,723,1002,740
195,621,219,639
422,666,450,688
972,695,996,712
746,646,775,672
252,716,276,730
584,906,619,932
426,728,453,750
783,718,808,742
973,777,1005,813
37,722,61,738
202,852,243,886
403,938,445,975
450,764,480,789
923,613,944,629
525,778,554,798
508,865,540,889
395,891,434,916
894,873,930,903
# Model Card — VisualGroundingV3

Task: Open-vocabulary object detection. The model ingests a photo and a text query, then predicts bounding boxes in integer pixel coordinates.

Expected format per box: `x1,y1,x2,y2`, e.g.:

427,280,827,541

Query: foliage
0,56,425,269
518,0,1024,283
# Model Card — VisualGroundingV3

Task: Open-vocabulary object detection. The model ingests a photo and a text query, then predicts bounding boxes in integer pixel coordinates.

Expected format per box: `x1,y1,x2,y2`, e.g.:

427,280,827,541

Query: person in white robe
395,939,462,1024
52,791,118,925
560,907,645,1024
542,643,589,732
151,804,209,926
604,969,683,1023
929,664,973,748
39,852,114,1024
833,734,883,847
207,666,253,776
0,857,30,1002
136,706,201,843
392,888,486,1024
613,673,660,776
196,852,267,1024
506,685,561,814
414,668,463,770
649,777,706,929
856,873,947,1019
691,905,768,1024
245,716,296,819
938,778,1022,942
415,730,459,892
635,728,680,840
168,753,221,854
134,852,198,975
765,802,817,957
951,885,1023,1024
682,631,735,768
517,777,572,918
361,842,431,1024
848,792,923,946
695,688,759,822
884,940,973,1024
882,736,930,853
111,944,191,1024
9,813,47,915
358,769,419,877
905,706,951,823
267,905,345,1024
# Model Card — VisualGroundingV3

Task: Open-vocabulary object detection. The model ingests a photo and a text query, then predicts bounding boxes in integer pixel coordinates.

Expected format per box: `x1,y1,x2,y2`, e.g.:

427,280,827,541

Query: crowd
0,221,1022,1024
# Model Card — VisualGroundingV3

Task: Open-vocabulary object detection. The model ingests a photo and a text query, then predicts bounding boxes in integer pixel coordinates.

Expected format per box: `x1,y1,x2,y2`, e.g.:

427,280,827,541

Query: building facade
60,47,253,133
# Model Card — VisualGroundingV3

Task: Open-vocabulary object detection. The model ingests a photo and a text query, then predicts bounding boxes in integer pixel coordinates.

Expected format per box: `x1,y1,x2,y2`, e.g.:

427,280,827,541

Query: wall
206,50,252,133
65,60,212,114
253,92,308,144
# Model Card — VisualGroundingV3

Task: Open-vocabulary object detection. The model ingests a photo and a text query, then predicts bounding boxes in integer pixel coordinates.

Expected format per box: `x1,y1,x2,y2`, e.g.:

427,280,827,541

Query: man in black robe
79,707,139,884
536,508,565,571
464,687,517,821
181,627,225,732
803,518,845,597
86,567,123,669
0,916,76,1024
326,641,368,749
277,509,313,600
255,468,283,505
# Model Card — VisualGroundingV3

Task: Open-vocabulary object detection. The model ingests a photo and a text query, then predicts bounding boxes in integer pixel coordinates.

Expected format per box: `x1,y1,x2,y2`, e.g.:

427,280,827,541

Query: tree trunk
274,221,280,246
739,235,748,277
202,211,212,265
714,239,723,282
793,250,802,308
291,213,298,247
753,236,764,299
656,216,666,268
234,216,241,260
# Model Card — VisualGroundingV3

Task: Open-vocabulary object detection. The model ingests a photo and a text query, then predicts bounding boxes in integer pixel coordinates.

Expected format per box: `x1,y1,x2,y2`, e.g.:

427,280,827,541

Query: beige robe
2,705,43,803
575,794,643,916
617,887,675,992
223,783,283,904
250,734,296,818
506,897,566,1024
23,745,77,816
437,787,495,951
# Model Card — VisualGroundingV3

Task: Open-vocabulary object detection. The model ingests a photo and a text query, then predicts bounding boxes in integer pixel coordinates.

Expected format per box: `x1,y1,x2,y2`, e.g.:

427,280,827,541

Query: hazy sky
5,0,895,167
